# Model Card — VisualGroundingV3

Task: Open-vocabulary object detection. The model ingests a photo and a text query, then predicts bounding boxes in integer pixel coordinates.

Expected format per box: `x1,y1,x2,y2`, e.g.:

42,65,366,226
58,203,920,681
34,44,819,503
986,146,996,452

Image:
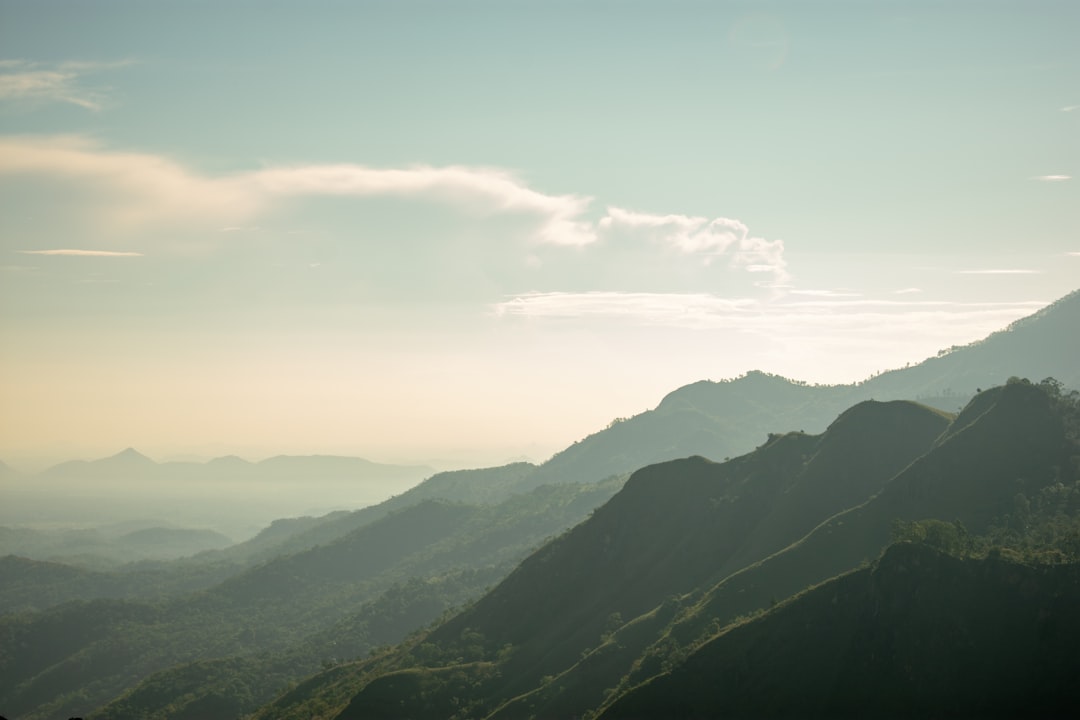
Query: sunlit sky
1,1,1077,470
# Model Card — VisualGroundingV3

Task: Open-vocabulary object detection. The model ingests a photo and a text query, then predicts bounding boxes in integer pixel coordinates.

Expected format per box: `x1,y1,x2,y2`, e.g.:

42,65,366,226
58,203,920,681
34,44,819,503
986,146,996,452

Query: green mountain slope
600,542,1080,719
320,400,949,719
308,379,1077,720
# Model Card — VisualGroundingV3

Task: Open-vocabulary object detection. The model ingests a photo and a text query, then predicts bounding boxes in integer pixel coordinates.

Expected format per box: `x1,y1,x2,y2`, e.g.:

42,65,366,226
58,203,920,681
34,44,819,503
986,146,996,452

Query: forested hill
269,378,1080,720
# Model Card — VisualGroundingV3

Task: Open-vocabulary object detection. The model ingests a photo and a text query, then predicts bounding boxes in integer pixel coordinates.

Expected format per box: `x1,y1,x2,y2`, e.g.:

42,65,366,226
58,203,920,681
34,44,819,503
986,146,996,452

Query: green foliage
891,518,977,556
600,542,1080,719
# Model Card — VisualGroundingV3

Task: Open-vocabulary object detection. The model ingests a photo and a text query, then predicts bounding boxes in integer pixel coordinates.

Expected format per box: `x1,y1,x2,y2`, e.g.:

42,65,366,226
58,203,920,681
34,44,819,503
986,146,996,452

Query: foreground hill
265,378,1078,720
493,379,1078,720
600,541,1080,719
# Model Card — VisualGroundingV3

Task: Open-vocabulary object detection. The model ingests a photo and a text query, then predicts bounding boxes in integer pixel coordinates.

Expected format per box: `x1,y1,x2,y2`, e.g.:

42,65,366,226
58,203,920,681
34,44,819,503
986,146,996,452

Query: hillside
523,379,1077,720
600,542,1080,719
286,378,1079,720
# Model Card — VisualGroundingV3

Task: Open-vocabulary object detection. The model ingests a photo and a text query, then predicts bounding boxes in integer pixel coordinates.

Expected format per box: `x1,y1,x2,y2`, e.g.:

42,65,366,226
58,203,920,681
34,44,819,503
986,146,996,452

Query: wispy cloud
599,206,789,284
493,291,756,325
1068,252,1080,257
1030,174,1071,182
0,136,594,245
954,269,1042,275
789,289,862,298
1061,105,1078,112
0,136,262,228
893,287,922,295
0,136,791,291
18,249,143,257
493,291,1046,335
254,164,595,246
0,59,131,111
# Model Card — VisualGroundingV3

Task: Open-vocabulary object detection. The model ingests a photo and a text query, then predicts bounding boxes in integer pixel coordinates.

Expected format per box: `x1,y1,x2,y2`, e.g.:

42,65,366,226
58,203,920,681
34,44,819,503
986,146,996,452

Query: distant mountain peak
104,447,155,464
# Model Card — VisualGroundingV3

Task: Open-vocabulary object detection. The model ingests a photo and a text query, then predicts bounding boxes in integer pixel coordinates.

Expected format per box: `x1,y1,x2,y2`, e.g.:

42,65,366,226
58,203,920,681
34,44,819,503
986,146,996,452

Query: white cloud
0,136,594,245
954,269,1042,275
1068,252,1080,257
0,59,131,111
1061,105,1078,112
731,236,789,285
0,136,262,228
789,289,862,298
0,136,792,290
1030,175,1071,182
492,292,1047,338
493,291,757,326
893,287,922,295
599,206,789,283
253,164,595,246
18,249,143,257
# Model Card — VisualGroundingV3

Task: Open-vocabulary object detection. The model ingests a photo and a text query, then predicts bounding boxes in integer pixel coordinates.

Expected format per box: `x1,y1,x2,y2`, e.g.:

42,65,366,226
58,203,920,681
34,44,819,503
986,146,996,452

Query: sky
1,0,1077,471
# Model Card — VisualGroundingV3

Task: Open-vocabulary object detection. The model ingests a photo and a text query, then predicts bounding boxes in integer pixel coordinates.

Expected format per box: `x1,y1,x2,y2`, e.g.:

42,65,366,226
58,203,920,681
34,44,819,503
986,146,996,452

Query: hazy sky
1,0,1077,469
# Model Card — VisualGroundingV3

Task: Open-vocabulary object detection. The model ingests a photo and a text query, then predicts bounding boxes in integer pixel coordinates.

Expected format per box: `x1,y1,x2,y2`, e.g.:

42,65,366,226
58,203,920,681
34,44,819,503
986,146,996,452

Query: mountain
5,289,1078,719
861,287,1080,398
427,401,950,688
599,541,1080,719
497,380,1076,720
521,288,1079,491
284,378,1078,720
39,447,156,480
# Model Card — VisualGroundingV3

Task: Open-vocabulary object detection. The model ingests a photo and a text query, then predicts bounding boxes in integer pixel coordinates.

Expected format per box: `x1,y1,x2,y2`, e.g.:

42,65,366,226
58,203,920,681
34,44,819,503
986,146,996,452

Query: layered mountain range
1,288,1078,719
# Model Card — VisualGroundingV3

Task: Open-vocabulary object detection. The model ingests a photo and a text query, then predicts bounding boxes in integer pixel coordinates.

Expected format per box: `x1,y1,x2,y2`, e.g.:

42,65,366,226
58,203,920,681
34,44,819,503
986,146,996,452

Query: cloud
493,291,757,326
0,59,131,111
789,289,862,298
599,206,789,284
893,287,923,295
1068,252,1080,257
0,136,594,244
1030,175,1071,182
0,136,262,228
0,136,789,291
954,269,1042,275
1061,105,1078,112
18,249,143,257
253,164,595,246
492,292,1046,336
